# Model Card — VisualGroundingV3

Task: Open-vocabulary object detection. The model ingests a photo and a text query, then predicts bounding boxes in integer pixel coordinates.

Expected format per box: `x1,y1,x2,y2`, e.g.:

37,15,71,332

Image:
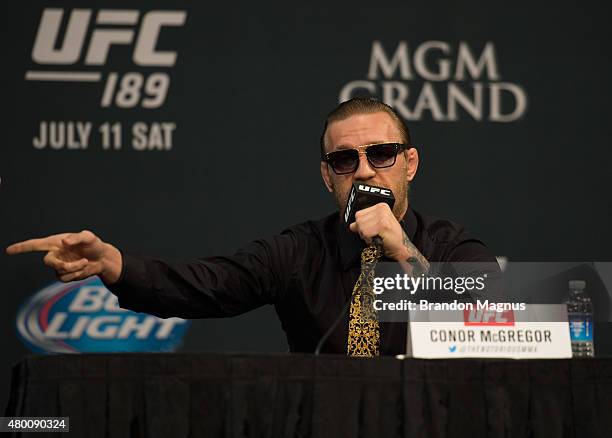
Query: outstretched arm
7,230,296,319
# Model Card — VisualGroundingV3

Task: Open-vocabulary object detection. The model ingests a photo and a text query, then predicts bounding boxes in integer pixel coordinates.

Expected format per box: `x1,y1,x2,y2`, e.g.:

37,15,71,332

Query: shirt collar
337,207,417,271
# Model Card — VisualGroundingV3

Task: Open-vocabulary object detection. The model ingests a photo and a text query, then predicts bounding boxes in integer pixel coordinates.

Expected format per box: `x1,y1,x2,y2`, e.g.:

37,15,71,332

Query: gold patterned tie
347,243,383,357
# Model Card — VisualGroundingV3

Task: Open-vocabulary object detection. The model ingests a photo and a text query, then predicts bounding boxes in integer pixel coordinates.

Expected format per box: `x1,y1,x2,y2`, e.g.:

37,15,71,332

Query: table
4,353,612,437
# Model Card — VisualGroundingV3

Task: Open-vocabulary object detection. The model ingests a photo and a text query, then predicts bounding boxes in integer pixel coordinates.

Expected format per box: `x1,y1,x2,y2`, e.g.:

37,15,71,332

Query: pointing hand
6,230,122,284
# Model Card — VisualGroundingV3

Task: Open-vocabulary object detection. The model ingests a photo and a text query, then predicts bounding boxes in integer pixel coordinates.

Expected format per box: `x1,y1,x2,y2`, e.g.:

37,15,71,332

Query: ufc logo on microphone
344,187,357,223
31,8,187,66
357,185,391,196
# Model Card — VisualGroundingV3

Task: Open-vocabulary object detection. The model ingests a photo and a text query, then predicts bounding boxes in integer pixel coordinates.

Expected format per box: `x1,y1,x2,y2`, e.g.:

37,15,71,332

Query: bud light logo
16,277,189,353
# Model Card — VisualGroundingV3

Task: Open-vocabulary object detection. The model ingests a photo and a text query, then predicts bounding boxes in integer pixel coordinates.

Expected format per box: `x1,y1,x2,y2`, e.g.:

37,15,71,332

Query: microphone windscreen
343,183,395,225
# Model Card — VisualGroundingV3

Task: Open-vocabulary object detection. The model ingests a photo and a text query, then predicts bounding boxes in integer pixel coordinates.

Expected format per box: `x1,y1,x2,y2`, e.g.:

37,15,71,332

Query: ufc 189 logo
27,8,187,108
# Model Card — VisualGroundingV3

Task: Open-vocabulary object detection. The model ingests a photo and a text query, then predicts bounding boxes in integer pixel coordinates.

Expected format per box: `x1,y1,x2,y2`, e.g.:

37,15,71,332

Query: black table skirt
4,353,612,438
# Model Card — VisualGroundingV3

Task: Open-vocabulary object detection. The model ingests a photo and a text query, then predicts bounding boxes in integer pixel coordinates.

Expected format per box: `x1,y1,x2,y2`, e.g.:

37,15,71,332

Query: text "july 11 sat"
32,121,176,151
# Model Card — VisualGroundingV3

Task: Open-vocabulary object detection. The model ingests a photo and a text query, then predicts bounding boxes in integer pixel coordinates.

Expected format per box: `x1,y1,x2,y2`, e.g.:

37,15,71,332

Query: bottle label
568,316,593,342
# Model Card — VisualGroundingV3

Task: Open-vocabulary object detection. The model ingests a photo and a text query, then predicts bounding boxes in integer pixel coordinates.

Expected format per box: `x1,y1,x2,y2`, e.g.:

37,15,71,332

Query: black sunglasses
322,143,409,175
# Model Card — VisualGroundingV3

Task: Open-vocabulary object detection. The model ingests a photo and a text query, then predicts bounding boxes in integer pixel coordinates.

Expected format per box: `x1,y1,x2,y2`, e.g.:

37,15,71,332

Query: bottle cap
569,280,586,290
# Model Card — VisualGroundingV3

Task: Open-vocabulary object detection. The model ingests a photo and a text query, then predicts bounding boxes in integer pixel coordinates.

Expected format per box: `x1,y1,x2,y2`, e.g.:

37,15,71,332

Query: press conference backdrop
2,1,611,409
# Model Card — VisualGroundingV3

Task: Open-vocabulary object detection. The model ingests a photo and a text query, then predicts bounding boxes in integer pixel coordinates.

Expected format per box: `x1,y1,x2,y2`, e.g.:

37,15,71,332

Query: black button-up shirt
109,208,498,355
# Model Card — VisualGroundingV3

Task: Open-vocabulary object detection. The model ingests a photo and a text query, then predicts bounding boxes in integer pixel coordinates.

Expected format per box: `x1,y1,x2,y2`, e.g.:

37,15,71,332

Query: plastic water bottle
566,280,594,357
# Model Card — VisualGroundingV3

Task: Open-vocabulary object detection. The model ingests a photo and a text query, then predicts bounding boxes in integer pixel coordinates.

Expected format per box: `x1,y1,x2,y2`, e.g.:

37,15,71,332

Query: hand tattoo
402,231,430,275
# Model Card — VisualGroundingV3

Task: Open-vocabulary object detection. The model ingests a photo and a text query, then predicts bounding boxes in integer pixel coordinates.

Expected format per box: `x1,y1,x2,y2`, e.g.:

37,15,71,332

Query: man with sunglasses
319,100,428,272
6,97,498,355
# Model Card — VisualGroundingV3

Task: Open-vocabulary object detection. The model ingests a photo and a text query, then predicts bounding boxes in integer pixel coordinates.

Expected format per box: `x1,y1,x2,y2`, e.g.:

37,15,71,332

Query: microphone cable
314,295,351,355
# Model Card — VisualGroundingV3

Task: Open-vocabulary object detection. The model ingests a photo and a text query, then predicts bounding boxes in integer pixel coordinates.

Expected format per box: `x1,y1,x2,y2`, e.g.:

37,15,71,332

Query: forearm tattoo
402,231,430,275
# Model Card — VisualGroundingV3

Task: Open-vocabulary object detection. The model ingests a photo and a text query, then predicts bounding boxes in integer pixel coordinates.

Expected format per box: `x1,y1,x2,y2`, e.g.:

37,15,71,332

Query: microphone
343,182,395,252
314,183,395,355
343,183,395,226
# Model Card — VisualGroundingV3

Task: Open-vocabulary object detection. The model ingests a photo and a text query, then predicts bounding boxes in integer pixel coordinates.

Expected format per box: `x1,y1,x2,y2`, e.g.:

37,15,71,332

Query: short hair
320,97,412,158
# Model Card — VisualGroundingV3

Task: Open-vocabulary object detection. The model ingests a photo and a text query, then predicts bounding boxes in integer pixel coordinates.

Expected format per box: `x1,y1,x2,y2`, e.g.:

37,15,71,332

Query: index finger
6,235,65,255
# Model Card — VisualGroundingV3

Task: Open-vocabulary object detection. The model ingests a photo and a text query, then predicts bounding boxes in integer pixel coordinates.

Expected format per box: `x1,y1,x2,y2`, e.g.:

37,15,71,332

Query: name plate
406,304,572,359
